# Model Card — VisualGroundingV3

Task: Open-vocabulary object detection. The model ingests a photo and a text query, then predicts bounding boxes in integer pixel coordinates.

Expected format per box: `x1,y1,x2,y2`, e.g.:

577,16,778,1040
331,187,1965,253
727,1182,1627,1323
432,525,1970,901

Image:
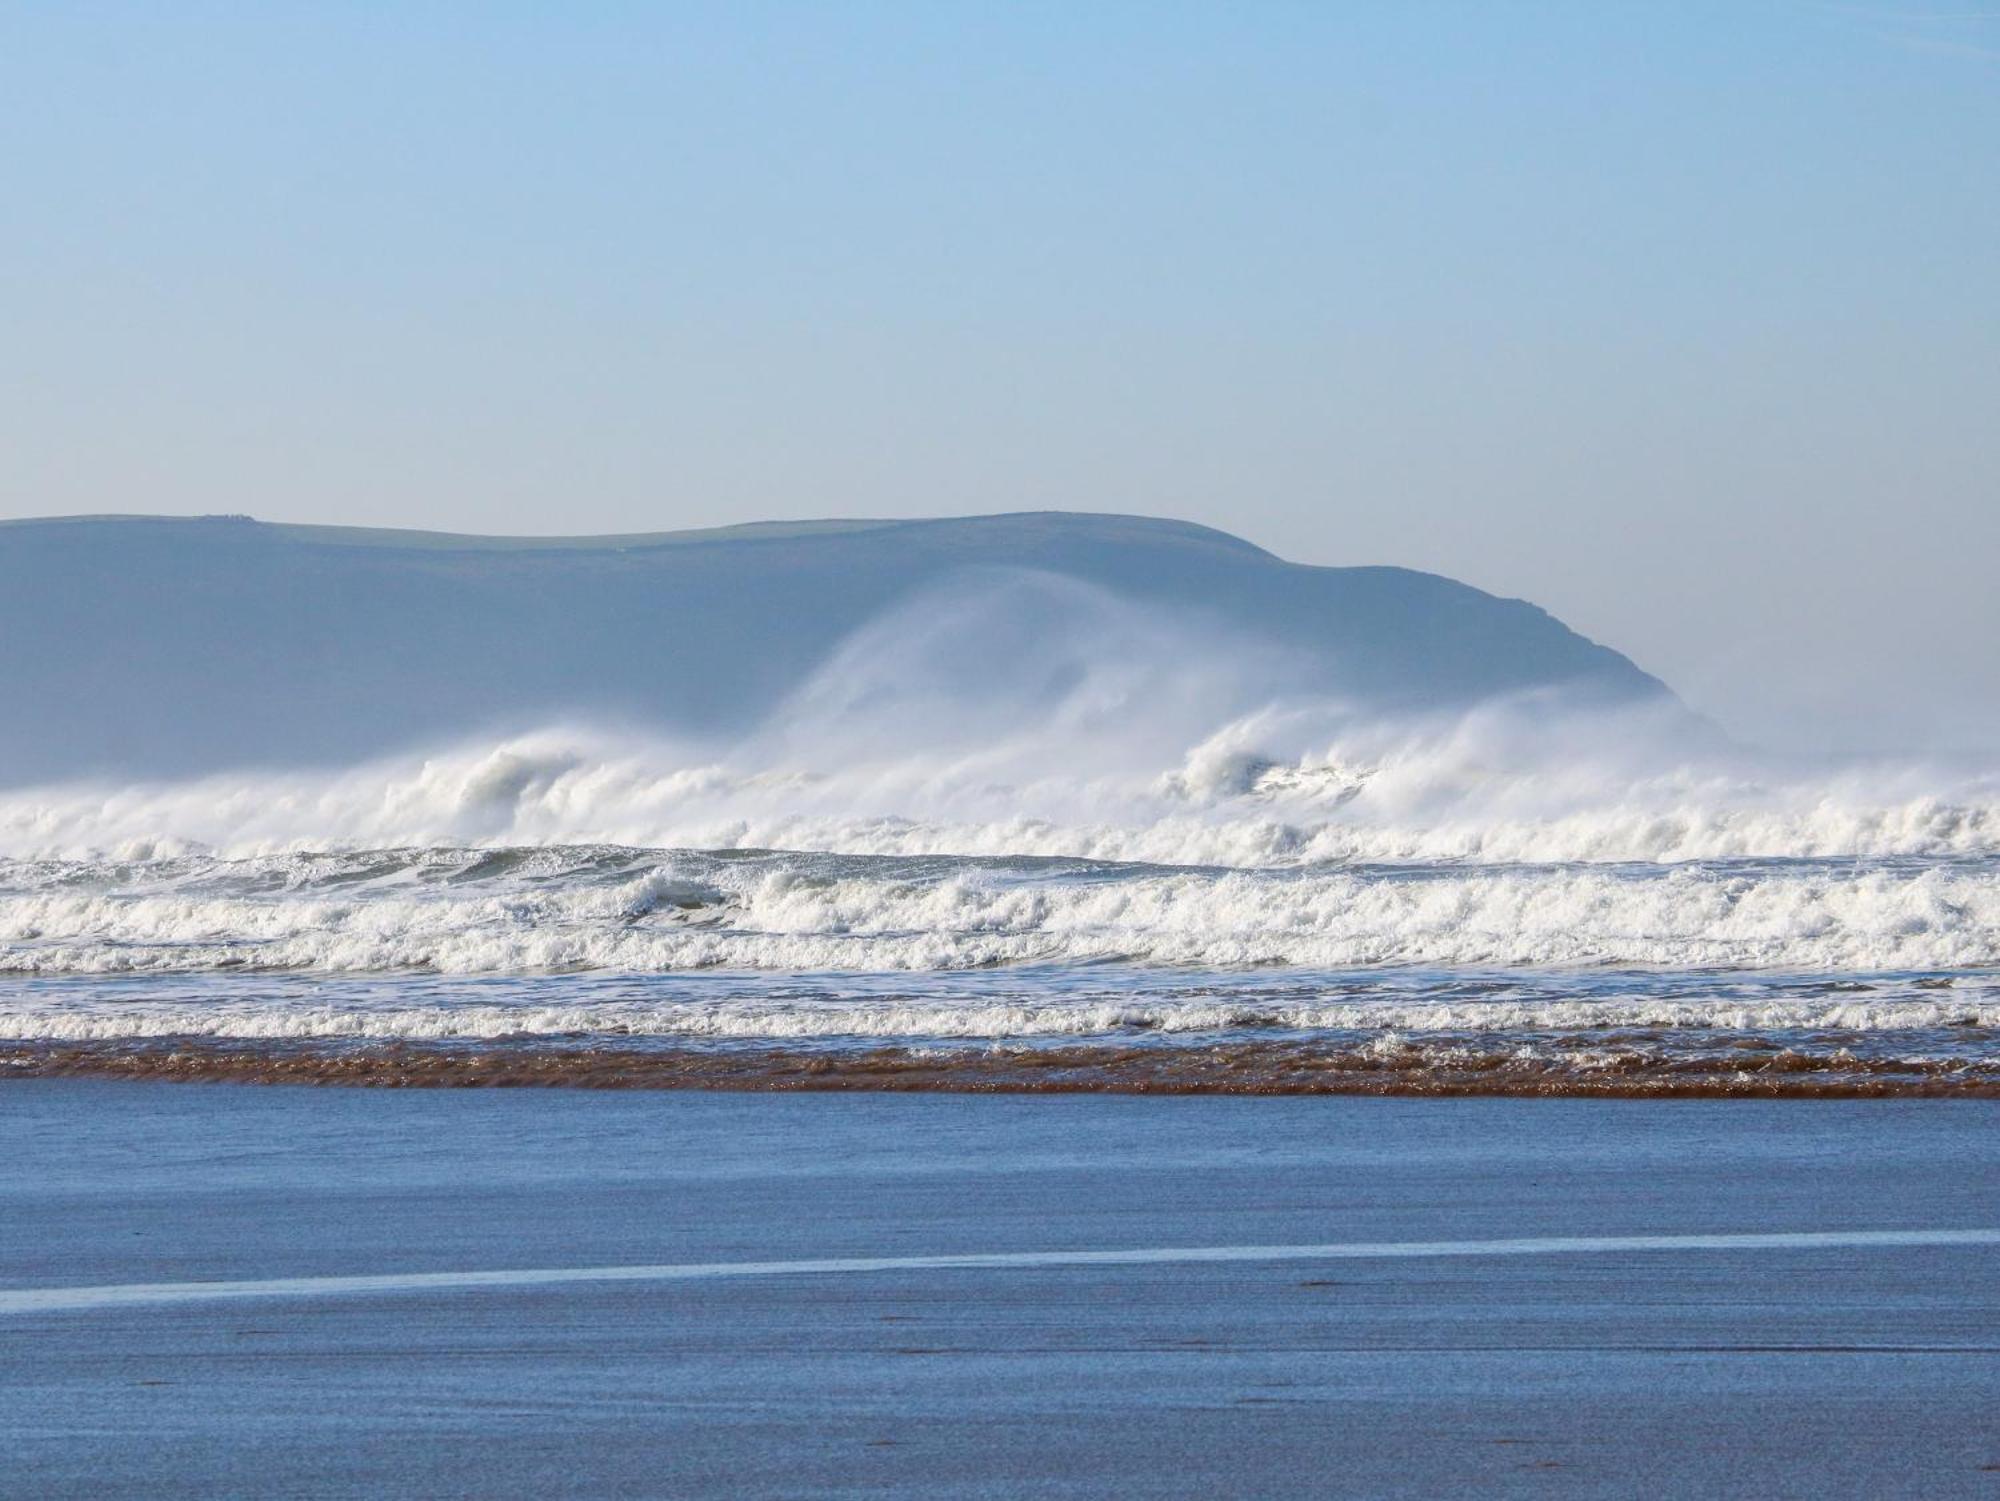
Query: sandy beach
4,1082,1997,1497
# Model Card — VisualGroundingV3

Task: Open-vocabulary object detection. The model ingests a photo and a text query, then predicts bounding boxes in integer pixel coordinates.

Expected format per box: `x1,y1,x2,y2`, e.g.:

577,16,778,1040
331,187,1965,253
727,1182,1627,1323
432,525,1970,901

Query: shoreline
10,1036,1999,1097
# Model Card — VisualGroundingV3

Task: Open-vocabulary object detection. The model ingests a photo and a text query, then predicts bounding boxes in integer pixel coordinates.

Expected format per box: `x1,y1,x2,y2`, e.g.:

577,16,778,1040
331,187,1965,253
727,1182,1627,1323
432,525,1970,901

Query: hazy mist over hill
0,511,1668,786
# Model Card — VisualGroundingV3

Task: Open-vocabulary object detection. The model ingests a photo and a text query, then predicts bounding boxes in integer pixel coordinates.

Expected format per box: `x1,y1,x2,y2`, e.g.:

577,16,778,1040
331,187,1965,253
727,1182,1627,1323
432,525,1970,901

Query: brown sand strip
6,1038,1999,1097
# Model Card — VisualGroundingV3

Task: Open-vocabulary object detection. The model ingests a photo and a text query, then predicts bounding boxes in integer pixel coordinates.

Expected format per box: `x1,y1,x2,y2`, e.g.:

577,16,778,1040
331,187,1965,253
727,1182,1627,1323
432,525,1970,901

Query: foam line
8,850,2000,975
5,1228,1995,1316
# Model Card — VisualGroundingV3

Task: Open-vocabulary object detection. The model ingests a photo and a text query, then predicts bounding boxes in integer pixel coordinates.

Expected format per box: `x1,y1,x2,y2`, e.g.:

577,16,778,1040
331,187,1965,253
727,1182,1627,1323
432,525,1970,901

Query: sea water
3,717,1996,1094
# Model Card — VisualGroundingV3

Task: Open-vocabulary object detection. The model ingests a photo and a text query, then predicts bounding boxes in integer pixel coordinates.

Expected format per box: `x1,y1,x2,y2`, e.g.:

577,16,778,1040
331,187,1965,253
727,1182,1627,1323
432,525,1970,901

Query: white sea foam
0,570,1995,871
3,848,1998,977
2,603,1996,992
3,567,1997,873
0,709,1997,869
4,989,1996,1043
5,577,1993,1067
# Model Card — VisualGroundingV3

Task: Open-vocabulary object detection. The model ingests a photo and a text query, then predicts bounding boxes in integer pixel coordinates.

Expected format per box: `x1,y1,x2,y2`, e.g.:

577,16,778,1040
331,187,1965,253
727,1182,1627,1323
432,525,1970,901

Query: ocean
4,717,1997,1096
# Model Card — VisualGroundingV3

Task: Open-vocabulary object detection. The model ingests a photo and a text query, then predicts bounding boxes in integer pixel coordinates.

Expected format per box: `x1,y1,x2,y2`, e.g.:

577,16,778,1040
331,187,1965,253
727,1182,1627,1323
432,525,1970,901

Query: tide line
4,1228,1996,1316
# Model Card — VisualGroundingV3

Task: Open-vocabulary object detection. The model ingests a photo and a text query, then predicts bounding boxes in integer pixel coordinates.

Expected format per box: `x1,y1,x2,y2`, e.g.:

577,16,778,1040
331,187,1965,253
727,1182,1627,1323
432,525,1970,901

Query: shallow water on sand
3,1084,1998,1497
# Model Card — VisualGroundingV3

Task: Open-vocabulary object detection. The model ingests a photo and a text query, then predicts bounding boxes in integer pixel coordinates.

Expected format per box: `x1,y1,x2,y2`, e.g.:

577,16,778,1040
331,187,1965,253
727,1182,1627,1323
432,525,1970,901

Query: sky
2,1,1995,753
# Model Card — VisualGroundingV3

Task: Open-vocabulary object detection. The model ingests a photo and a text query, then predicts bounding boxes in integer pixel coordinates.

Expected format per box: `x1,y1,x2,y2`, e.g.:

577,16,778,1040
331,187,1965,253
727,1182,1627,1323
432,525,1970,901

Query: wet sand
12,1033,2000,1096
3,1083,1998,1497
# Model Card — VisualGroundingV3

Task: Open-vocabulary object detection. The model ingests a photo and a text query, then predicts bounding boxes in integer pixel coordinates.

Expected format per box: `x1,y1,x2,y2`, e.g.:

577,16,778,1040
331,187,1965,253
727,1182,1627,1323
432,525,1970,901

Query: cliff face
0,511,1672,782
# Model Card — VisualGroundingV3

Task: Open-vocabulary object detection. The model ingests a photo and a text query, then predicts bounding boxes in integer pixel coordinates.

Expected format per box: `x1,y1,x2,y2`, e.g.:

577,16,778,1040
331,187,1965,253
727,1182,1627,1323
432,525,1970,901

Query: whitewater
3,722,1998,1094
4,577,1997,1093
3,843,1999,978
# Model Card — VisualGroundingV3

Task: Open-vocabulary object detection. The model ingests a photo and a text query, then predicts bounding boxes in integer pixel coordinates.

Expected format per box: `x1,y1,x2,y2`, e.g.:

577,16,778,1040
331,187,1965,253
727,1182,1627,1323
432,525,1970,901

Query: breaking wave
1,570,1995,871
4,971,1998,1042
1,846,1998,976
0,714,1997,869
2,570,1996,1092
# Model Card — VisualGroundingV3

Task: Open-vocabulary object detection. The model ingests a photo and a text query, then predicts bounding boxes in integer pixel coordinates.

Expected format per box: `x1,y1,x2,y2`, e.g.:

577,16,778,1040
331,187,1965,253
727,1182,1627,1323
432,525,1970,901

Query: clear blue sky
3,2,1995,751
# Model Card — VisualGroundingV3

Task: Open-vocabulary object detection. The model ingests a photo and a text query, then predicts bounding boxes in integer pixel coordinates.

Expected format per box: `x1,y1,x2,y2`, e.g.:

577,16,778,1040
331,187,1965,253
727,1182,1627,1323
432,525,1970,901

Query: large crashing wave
0,709,1993,871
1,571,1997,981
